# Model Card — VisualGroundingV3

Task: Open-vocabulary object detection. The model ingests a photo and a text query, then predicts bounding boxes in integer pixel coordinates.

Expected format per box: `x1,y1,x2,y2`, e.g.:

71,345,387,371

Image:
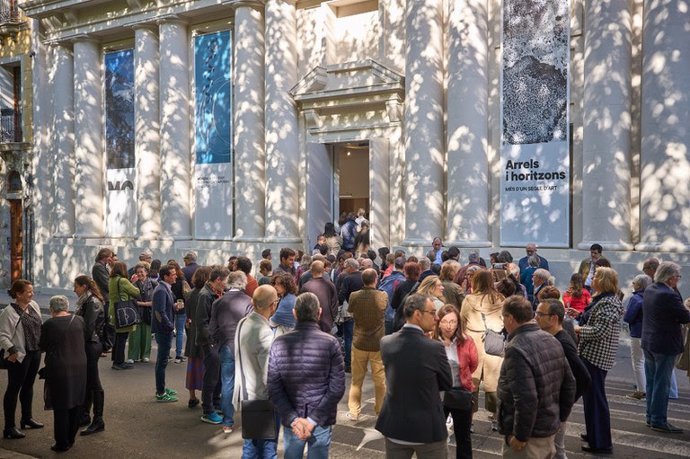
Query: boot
80,391,92,427
80,391,105,436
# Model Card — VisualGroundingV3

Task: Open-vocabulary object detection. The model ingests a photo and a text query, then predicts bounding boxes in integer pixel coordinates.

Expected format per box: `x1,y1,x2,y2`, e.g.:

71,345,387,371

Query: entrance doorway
336,143,370,220
9,199,22,282
305,139,390,251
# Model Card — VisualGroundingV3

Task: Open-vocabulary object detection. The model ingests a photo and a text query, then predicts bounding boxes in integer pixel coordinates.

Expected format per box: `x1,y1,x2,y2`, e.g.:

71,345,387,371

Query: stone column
51,43,75,237
134,25,161,239
233,1,266,241
445,0,490,246
579,0,633,250
264,0,300,242
403,0,444,245
73,38,104,238
159,18,192,239
637,0,690,251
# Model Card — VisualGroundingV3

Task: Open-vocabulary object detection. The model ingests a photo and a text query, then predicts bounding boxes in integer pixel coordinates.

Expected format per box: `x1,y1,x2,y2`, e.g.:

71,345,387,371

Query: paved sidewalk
0,448,36,459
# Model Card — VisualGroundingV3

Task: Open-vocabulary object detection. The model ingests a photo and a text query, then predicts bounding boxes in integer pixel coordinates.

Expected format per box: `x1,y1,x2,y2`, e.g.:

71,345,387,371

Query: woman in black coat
74,275,106,435
39,296,87,453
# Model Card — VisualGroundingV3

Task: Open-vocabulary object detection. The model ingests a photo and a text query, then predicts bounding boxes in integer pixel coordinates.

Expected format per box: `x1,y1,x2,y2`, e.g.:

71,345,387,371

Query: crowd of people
1,222,690,457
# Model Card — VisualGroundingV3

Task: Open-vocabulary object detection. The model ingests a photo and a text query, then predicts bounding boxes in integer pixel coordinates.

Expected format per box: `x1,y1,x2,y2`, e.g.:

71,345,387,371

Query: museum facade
6,0,690,294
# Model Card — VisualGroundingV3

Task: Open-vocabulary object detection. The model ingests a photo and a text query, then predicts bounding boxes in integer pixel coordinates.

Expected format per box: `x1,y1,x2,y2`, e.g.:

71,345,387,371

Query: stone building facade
0,0,33,287
15,0,690,295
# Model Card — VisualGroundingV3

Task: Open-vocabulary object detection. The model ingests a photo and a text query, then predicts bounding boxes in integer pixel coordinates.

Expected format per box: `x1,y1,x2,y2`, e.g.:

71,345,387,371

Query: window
0,63,21,143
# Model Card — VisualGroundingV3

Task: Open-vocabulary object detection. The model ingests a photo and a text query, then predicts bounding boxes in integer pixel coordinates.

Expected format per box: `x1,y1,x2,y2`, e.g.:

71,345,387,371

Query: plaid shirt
578,294,623,371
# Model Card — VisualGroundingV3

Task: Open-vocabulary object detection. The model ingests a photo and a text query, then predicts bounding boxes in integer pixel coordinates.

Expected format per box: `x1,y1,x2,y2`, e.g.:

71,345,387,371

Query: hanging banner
194,30,233,239
104,49,137,237
500,0,570,247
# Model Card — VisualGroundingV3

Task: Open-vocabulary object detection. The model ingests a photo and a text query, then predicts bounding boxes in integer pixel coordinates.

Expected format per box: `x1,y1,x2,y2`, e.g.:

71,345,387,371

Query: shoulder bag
481,310,506,357
114,278,140,329
443,387,473,412
237,318,277,440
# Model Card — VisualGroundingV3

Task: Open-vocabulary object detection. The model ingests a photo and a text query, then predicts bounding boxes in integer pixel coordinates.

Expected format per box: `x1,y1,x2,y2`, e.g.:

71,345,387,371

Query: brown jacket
349,287,388,352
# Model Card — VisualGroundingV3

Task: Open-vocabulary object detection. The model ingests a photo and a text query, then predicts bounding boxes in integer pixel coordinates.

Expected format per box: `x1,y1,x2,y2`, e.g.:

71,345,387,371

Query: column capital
131,22,158,33
70,34,100,45
156,14,188,26
265,0,297,6
223,0,266,11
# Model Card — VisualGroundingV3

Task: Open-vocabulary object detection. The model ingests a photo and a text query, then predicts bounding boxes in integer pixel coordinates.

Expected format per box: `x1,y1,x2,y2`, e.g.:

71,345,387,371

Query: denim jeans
174,313,186,358
242,439,278,459
342,319,354,369
283,424,331,459
219,344,236,426
644,350,676,426
155,332,172,395
242,412,279,458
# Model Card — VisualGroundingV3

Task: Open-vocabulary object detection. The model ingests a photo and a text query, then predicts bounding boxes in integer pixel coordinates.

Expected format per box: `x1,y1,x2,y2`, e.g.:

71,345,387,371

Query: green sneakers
156,390,178,403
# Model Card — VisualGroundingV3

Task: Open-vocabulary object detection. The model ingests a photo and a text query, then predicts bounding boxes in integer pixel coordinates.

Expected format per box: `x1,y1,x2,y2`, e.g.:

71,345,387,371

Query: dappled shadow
265,0,300,240
403,0,445,242
446,0,489,243
580,0,633,248
639,0,690,251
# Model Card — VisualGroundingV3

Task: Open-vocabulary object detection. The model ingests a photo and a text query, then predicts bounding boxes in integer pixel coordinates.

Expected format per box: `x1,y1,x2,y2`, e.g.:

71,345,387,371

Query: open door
369,138,390,249
306,143,335,250
9,199,22,282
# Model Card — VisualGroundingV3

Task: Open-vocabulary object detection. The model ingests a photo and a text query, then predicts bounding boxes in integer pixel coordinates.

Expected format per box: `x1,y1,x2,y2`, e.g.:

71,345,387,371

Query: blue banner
194,31,232,164
105,49,135,170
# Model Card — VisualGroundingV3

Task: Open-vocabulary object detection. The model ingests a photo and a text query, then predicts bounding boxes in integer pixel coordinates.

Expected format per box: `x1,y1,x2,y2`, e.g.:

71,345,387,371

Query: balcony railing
0,108,22,143
0,1,19,24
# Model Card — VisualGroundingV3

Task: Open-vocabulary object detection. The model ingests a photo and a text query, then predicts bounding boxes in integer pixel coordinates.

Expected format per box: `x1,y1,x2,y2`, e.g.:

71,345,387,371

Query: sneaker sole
200,417,222,425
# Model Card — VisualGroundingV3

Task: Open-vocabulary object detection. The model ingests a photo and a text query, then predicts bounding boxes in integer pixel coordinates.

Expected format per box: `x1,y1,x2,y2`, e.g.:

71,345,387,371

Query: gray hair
344,258,359,271
528,255,540,268
654,262,681,284
418,257,431,271
403,293,431,319
294,292,320,322
534,268,551,282
49,295,69,313
632,274,652,291
227,270,248,290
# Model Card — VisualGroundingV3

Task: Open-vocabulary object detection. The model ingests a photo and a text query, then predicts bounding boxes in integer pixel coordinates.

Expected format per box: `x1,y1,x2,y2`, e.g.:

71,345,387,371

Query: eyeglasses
535,311,554,318
439,320,458,326
421,309,436,316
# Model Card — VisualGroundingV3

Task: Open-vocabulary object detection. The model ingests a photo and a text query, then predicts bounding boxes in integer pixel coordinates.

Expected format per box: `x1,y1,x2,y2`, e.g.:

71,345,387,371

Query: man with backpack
378,257,405,335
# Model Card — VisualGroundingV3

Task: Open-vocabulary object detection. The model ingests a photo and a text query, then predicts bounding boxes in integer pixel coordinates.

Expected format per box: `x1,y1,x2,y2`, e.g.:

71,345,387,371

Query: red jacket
457,336,479,392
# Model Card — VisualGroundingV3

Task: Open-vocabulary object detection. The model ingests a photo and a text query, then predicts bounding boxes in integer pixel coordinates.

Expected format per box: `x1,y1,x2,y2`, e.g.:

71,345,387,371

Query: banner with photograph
500,0,570,247
104,49,137,237
194,30,233,239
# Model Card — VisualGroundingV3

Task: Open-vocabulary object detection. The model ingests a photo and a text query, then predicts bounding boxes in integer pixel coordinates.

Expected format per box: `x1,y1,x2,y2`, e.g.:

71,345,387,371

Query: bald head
359,258,373,270
362,268,378,286
252,285,279,317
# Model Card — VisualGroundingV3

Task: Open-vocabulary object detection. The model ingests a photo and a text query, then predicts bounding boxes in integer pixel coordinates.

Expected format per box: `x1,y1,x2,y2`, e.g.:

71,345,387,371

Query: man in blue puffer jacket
268,292,345,458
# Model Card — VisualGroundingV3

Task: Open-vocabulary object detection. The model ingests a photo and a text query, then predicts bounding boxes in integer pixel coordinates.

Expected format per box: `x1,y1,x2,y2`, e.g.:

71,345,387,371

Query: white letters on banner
500,0,570,247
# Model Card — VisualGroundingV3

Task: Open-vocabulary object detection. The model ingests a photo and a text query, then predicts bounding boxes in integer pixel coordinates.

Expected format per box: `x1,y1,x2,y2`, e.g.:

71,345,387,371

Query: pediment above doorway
290,59,405,131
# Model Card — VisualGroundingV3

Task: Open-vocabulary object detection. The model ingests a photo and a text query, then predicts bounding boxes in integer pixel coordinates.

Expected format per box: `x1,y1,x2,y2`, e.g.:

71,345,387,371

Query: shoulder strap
236,317,249,400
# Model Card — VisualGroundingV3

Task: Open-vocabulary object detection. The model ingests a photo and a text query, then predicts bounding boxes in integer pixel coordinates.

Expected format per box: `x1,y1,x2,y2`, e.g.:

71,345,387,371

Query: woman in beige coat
460,269,505,430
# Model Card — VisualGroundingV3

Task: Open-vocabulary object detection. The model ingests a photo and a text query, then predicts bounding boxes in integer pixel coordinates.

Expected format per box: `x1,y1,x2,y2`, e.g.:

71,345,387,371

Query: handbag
236,318,277,440
481,312,506,357
443,387,473,412
241,399,277,440
114,278,140,329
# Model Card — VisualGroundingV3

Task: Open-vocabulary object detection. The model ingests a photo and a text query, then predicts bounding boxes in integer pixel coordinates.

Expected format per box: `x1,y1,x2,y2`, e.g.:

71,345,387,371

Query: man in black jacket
536,299,591,458
375,294,452,458
194,265,229,425
498,296,576,458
